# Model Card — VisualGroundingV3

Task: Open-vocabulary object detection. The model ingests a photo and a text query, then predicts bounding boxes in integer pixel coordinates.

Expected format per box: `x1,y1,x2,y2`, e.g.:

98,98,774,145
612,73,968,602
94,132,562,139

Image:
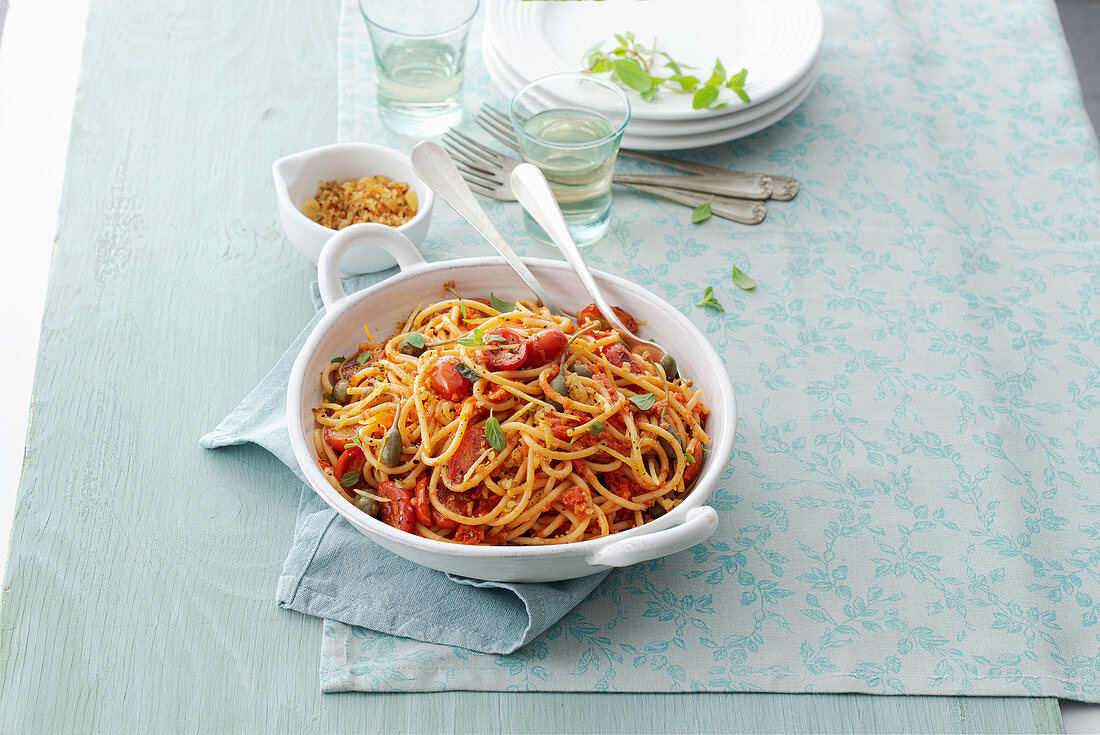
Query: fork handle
620,149,800,201
613,173,771,200
621,183,766,226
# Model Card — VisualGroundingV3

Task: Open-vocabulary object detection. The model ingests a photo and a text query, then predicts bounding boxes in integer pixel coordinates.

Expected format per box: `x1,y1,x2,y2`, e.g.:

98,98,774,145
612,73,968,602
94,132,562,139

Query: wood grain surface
0,0,1066,731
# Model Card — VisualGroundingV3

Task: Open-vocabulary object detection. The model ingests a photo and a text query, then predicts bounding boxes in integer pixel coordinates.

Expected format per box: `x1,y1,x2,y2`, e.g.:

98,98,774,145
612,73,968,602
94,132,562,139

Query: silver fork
482,104,799,202
443,129,767,226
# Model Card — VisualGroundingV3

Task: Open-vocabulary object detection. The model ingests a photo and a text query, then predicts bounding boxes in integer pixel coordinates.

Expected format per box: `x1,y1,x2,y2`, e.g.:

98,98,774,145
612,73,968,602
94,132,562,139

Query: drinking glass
359,0,479,137
509,73,630,246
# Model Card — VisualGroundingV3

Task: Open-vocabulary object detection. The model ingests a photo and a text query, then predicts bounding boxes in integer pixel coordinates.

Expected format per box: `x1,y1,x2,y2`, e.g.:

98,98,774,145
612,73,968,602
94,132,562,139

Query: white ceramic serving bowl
272,142,435,274
287,224,738,582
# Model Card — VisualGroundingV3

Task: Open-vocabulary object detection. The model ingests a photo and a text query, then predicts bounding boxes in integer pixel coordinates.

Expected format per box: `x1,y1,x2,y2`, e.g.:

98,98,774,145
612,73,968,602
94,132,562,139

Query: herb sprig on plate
582,32,750,110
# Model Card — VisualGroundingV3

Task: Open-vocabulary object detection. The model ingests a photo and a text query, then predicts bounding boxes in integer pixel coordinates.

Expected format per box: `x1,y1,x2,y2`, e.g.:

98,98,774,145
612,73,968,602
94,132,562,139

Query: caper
659,353,678,381
657,424,684,462
333,379,350,404
646,502,668,521
380,427,403,467
545,371,568,412
397,338,425,357
571,364,593,378
354,495,380,517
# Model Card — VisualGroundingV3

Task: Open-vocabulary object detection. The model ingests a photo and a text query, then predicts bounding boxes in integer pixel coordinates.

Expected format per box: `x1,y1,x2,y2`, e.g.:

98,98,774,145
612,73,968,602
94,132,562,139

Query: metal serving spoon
410,141,564,315
509,162,667,362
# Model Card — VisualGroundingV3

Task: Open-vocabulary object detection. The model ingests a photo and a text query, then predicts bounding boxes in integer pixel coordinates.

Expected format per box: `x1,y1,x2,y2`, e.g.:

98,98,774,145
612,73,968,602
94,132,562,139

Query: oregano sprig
582,31,750,110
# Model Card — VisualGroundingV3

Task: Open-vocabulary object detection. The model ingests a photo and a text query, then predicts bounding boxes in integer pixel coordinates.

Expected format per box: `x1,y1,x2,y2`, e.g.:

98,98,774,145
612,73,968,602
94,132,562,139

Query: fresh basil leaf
404,332,426,349
684,452,696,464
330,356,346,364
356,351,372,365
697,286,724,312
691,196,713,224
629,393,657,411
692,84,720,109
489,292,516,313
731,264,757,292
485,416,506,452
454,362,480,382
591,58,613,73
731,87,751,104
485,334,507,344
588,421,605,436
614,58,653,93
339,471,360,488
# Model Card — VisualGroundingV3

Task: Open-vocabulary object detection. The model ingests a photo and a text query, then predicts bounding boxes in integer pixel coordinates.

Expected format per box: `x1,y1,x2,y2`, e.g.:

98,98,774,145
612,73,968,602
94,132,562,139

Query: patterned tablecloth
323,0,1100,697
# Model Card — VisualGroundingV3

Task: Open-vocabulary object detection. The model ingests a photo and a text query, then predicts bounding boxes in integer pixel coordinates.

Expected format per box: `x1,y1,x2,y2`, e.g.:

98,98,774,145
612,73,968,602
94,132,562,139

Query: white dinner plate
483,34,820,138
484,0,823,122
483,35,821,150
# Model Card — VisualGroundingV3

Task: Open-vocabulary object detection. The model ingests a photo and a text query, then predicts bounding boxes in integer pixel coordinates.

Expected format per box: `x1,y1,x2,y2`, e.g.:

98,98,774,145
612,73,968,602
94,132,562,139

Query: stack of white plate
482,0,824,151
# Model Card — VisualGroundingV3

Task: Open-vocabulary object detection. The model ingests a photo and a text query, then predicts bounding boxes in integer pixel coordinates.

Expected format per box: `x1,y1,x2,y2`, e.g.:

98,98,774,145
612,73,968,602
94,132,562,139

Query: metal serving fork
444,128,767,226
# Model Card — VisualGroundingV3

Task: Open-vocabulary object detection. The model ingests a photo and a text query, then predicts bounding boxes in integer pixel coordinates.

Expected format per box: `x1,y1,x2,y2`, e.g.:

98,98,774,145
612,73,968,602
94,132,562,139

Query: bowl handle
318,223,427,309
584,506,718,569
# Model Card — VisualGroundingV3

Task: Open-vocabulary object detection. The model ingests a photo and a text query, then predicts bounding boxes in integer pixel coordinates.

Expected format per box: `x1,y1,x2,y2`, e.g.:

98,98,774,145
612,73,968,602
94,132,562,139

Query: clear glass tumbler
509,73,630,246
359,0,479,137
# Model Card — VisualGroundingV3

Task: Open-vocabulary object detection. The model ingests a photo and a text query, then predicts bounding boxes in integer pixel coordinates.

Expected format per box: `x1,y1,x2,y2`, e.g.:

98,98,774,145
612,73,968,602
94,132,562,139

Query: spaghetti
311,288,710,546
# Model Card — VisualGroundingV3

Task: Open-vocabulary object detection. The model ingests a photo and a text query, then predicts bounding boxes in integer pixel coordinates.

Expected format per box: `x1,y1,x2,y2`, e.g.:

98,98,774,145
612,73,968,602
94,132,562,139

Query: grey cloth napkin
200,270,607,654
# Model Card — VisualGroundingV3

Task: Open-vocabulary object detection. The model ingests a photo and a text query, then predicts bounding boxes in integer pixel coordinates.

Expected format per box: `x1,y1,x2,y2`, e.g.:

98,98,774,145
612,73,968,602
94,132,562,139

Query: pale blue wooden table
0,0,1067,731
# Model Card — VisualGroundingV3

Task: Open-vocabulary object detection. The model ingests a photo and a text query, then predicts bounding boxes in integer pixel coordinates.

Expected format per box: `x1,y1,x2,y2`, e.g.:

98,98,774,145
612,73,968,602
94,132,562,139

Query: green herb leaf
459,299,467,321
339,471,360,488
731,264,757,292
697,286,725,312
692,84,720,109
489,292,516,313
324,393,335,403
629,393,657,411
614,58,653,93
404,332,426,349
330,356,346,364
485,334,507,344
454,362,480,382
356,351,372,365
457,328,485,347
706,58,726,87
588,421,606,436
684,452,696,464
691,196,713,224
485,416,506,452
668,74,700,90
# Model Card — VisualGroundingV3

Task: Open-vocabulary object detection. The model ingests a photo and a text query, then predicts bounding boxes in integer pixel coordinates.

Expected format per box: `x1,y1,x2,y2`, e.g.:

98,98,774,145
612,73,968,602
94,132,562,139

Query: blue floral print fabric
324,0,1100,696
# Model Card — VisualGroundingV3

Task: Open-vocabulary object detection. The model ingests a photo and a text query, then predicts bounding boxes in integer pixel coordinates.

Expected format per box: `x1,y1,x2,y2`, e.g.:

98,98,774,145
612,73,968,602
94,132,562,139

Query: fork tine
456,171,514,202
478,105,519,143
453,161,500,186
440,131,498,168
441,137,499,173
484,103,510,124
474,116,521,153
447,128,510,164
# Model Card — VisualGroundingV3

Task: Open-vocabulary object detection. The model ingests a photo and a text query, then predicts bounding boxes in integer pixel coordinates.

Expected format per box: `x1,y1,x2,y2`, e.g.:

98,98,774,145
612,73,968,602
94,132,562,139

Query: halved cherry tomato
323,427,357,451
484,327,528,371
413,476,433,527
334,445,365,482
524,328,568,367
430,357,474,401
454,524,485,545
682,442,704,487
445,426,489,485
577,304,639,332
378,480,415,533
598,342,641,373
